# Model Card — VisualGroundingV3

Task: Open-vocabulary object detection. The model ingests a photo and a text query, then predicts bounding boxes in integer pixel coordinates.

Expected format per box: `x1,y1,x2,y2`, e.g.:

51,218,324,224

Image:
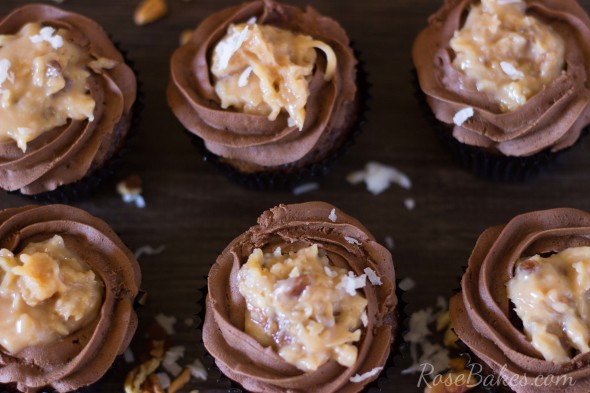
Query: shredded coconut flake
361,311,368,327
162,346,185,377
247,17,257,25
453,107,474,127
123,348,135,363
134,244,166,260
0,59,13,85
328,208,337,222
363,267,382,285
238,66,253,87
384,236,395,250
30,26,63,49
122,193,146,209
324,266,336,278
292,182,319,195
347,162,412,195
216,25,250,70
155,314,177,335
273,247,282,257
404,198,416,211
344,236,361,245
188,358,208,381
338,271,367,296
500,61,524,79
398,277,416,291
155,372,171,389
350,367,383,383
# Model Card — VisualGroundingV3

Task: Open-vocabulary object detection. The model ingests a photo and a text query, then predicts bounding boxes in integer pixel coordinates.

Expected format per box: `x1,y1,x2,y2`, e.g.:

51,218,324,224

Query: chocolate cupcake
412,0,590,181
168,0,363,190
450,208,590,392
0,204,141,392
0,4,138,198
203,202,398,392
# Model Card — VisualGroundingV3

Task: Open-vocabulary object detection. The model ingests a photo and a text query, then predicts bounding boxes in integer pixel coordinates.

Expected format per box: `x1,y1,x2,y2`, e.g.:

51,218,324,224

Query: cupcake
0,204,141,392
450,208,590,392
203,202,398,392
168,0,363,189
0,4,138,198
412,0,590,181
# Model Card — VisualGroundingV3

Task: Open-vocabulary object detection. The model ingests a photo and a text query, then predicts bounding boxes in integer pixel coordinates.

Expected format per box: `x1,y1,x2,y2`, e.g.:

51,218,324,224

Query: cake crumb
117,175,146,209
347,162,412,195
453,107,474,127
292,182,319,195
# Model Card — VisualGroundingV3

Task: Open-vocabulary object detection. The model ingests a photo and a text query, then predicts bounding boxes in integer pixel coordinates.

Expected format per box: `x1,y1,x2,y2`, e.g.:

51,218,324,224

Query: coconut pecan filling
237,244,368,372
0,23,114,152
507,247,590,363
211,20,337,130
450,0,565,112
0,235,103,354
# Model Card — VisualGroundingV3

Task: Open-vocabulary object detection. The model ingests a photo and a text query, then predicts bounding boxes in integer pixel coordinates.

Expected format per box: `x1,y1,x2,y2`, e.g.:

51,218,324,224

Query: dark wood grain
1,0,590,392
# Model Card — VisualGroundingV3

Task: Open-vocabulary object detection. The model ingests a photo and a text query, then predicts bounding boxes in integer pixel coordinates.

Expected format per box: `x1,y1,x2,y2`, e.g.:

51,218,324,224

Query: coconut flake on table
398,277,416,291
292,182,319,195
123,348,135,363
155,314,177,335
188,358,208,381
0,59,14,86
163,346,185,377
500,61,525,79
384,236,395,250
349,367,384,383
452,107,474,127
344,236,361,245
134,244,166,260
402,296,451,376
30,26,63,49
328,208,337,222
338,271,367,296
364,267,382,285
155,372,171,389
347,161,412,195
404,198,416,211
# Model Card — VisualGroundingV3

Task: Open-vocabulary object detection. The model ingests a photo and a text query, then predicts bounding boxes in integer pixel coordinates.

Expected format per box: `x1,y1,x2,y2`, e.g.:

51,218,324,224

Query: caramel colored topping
507,247,590,363
238,244,368,372
0,23,102,152
0,235,103,354
211,22,337,130
450,0,565,112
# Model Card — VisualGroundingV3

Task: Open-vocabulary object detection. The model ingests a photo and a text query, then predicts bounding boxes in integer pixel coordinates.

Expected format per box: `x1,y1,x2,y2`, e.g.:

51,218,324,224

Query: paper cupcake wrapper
196,275,406,393
10,41,145,204
188,45,371,191
411,69,587,182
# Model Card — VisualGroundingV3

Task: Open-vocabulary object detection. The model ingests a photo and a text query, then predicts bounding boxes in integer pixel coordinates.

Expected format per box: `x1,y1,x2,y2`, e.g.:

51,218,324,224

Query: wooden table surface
2,0,590,392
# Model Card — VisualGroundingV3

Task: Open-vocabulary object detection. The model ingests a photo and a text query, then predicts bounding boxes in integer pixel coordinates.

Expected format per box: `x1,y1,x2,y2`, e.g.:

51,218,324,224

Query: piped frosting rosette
0,204,141,393
450,208,590,393
0,4,137,195
203,202,397,392
168,0,358,170
412,0,590,157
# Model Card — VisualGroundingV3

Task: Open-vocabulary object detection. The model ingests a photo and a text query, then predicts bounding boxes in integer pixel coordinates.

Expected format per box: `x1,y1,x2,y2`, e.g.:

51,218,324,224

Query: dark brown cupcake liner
8,41,144,204
411,69,587,182
188,45,370,191
196,273,405,393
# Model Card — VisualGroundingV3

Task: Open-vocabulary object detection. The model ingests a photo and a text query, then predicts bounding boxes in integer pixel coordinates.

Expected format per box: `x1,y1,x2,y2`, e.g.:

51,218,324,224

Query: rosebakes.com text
417,363,576,389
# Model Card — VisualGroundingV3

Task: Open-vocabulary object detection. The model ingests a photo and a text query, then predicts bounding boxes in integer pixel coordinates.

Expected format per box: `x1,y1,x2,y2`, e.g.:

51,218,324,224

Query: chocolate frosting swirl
450,208,590,393
0,205,141,393
203,202,397,392
168,0,358,170
412,0,590,157
0,4,137,195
